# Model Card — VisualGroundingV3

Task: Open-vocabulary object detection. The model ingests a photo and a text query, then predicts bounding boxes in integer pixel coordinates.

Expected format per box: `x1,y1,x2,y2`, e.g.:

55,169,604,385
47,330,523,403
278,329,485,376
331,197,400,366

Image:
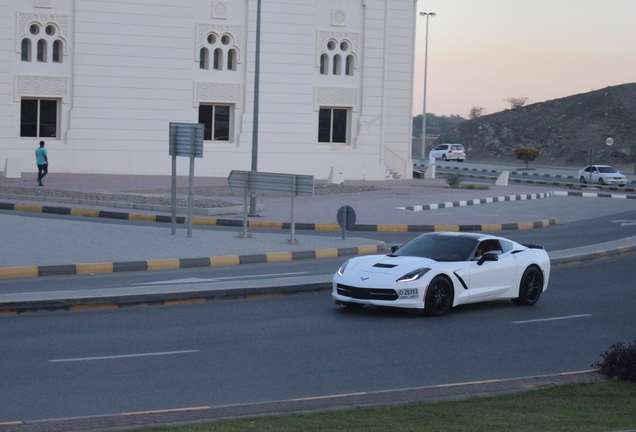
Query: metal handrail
384,147,408,179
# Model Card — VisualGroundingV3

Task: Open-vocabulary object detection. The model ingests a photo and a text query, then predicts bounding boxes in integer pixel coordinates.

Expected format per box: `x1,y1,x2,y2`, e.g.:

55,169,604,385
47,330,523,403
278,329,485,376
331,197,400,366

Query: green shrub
444,173,463,188
514,146,540,169
592,340,636,382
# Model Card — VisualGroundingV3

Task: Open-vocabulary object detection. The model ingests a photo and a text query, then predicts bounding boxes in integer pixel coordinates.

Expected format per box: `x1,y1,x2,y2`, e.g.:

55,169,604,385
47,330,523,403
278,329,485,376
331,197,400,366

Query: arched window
332,54,341,75
52,40,62,63
37,39,46,62
21,39,31,62
213,48,222,70
199,48,209,69
227,49,236,71
320,54,328,75
345,55,354,76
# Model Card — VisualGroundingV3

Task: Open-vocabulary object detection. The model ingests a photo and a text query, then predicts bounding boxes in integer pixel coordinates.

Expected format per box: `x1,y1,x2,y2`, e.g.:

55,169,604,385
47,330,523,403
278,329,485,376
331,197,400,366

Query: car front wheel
424,276,454,316
598,177,605,185
512,266,543,306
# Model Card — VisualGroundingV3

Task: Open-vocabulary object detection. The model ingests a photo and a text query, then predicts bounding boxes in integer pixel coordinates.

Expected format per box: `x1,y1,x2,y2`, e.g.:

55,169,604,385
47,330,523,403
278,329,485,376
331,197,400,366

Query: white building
1,0,416,180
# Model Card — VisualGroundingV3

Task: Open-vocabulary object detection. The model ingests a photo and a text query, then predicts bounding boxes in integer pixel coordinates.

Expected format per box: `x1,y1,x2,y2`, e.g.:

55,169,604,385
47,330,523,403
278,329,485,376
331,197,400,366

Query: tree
514,146,540,169
468,106,485,119
505,96,529,110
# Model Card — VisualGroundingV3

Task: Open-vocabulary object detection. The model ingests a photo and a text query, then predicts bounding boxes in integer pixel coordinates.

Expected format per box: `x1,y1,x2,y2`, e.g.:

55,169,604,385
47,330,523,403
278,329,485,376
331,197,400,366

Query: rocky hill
438,83,636,167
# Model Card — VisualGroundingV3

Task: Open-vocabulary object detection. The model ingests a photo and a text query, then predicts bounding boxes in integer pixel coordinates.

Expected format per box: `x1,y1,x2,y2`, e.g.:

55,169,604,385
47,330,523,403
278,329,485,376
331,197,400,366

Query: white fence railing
384,147,409,180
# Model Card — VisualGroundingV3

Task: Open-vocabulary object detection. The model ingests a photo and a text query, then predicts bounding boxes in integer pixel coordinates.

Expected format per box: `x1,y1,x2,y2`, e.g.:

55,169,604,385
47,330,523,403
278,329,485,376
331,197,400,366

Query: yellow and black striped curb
551,244,636,266
0,202,558,232
0,244,384,281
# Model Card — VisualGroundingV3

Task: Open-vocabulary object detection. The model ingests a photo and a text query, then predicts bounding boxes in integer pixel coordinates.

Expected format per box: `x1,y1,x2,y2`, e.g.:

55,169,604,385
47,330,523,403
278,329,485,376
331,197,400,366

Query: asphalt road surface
1,254,634,423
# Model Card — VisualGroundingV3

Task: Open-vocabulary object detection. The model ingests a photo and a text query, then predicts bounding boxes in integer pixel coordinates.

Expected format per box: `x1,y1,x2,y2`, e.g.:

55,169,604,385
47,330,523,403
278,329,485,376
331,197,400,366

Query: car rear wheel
512,266,543,306
424,276,454,316
442,155,447,161
580,176,587,184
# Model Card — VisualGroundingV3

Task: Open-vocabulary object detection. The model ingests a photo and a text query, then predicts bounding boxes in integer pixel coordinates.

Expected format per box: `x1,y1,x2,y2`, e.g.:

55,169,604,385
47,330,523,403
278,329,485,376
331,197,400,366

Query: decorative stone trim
195,23,241,62
34,0,53,8
16,12,68,54
194,82,241,106
314,87,358,111
14,75,68,102
317,30,359,52
212,1,228,19
331,9,346,27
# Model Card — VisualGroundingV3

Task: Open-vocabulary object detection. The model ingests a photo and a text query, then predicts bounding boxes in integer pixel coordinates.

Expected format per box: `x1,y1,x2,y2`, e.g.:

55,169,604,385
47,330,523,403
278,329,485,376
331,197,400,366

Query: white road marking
611,220,636,227
49,350,199,363
137,272,310,285
513,314,592,324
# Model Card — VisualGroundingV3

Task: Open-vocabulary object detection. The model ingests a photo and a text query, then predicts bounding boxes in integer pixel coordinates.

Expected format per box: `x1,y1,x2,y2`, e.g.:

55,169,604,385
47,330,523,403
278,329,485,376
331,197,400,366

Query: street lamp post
249,0,262,216
419,12,435,161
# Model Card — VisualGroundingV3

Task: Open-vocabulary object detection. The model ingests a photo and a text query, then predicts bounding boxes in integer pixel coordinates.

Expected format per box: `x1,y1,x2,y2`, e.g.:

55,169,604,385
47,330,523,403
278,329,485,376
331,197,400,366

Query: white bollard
3,159,22,178
424,164,436,179
495,170,509,186
328,167,345,184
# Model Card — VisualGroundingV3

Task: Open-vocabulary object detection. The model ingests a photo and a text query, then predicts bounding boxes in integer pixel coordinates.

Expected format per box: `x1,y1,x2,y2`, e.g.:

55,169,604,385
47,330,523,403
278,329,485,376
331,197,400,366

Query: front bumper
332,282,425,309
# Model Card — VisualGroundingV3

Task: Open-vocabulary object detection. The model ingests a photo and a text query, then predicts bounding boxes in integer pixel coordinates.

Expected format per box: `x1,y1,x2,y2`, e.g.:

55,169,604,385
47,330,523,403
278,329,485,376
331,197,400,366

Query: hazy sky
413,0,636,117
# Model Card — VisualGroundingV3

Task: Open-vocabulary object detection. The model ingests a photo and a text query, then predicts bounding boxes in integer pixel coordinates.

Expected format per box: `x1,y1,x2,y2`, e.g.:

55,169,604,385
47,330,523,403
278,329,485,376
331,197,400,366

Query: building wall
0,0,415,180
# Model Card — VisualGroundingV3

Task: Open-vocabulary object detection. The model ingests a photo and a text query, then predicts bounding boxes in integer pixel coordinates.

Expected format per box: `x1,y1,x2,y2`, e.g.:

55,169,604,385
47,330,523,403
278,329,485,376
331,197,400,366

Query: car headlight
336,261,350,277
396,268,431,282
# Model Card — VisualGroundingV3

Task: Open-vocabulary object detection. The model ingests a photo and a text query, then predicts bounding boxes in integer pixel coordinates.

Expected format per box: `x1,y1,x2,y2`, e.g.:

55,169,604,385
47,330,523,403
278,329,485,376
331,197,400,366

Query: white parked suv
433,143,466,162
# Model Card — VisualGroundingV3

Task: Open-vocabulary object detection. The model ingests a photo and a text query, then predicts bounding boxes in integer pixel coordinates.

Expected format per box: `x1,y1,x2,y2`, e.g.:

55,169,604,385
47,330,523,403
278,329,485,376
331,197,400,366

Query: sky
413,0,636,117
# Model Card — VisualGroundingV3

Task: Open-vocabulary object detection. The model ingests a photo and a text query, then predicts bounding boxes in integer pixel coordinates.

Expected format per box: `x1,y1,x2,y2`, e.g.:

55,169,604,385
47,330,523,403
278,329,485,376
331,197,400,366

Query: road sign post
337,205,356,239
169,123,203,238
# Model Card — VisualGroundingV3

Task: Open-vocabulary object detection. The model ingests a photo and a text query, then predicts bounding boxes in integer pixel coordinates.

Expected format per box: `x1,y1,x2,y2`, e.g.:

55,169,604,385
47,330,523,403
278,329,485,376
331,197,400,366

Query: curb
0,278,333,315
0,193,260,216
0,201,558,233
433,166,636,192
0,244,385,281
0,371,605,432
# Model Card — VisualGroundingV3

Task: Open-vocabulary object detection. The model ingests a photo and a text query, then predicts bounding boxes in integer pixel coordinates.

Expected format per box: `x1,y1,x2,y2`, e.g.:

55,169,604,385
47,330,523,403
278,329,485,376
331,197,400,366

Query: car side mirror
477,252,499,266
390,245,400,253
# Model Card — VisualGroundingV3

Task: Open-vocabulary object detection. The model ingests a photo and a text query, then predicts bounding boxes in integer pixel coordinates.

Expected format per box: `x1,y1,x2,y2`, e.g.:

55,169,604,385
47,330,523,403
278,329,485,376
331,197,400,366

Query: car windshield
598,166,618,174
392,234,477,262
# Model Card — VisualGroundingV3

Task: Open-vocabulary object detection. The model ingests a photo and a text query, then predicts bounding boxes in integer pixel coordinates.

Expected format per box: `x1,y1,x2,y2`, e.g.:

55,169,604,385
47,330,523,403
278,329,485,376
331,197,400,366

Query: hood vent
373,263,398,268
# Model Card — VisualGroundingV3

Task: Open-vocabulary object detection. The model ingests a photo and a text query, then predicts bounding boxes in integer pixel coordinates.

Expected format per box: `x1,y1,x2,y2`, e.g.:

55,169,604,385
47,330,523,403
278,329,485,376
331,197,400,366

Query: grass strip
136,380,635,432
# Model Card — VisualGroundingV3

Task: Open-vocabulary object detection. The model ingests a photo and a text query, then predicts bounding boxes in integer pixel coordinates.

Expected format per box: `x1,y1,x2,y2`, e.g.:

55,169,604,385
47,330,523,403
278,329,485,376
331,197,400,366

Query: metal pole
187,154,194,238
419,12,435,161
171,152,177,235
249,0,262,216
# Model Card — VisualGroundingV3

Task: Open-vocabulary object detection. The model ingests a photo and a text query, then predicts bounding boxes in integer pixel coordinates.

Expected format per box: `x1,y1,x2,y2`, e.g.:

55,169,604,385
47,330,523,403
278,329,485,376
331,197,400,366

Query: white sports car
333,232,550,316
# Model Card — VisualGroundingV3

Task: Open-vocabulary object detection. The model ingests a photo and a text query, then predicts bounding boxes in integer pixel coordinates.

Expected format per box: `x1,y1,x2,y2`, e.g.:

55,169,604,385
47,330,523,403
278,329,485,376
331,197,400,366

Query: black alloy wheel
424,276,454,316
512,266,543,306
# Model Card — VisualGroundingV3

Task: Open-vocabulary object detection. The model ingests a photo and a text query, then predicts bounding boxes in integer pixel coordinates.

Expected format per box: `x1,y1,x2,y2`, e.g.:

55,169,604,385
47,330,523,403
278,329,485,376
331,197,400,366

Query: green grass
137,380,636,432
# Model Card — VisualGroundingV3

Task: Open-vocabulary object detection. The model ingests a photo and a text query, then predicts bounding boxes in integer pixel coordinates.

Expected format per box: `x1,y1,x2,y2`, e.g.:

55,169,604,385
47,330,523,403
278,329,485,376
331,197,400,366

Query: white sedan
578,165,627,186
333,232,550,316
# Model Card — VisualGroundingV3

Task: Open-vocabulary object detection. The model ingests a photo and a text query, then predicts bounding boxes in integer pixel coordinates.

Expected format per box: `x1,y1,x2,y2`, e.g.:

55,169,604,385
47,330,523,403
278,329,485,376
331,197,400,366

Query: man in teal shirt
35,141,48,186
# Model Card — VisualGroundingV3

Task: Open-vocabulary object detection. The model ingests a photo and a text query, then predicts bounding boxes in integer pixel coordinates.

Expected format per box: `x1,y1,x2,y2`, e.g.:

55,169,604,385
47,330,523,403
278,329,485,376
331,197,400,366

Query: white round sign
606,137,614,146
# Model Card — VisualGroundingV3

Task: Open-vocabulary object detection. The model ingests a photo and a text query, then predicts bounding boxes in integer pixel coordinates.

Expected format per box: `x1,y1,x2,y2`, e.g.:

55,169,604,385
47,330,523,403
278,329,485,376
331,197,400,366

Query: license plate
397,288,419,299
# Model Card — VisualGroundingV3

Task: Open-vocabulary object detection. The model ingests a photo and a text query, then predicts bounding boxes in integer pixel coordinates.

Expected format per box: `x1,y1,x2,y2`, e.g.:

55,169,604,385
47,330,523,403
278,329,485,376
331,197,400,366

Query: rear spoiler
522,243,544,250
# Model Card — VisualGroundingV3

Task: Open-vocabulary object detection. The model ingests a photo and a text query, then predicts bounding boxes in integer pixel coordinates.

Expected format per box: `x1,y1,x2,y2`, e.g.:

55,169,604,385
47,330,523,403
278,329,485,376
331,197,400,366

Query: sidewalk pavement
2,170,636,314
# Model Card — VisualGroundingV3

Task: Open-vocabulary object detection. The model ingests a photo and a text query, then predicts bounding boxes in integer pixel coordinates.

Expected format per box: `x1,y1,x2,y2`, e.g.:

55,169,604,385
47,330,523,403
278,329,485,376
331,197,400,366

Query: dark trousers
37,164,48,181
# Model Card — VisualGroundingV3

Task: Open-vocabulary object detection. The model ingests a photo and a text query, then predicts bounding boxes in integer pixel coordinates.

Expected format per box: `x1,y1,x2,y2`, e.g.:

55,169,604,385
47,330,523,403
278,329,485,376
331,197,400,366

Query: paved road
0,254,633,427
